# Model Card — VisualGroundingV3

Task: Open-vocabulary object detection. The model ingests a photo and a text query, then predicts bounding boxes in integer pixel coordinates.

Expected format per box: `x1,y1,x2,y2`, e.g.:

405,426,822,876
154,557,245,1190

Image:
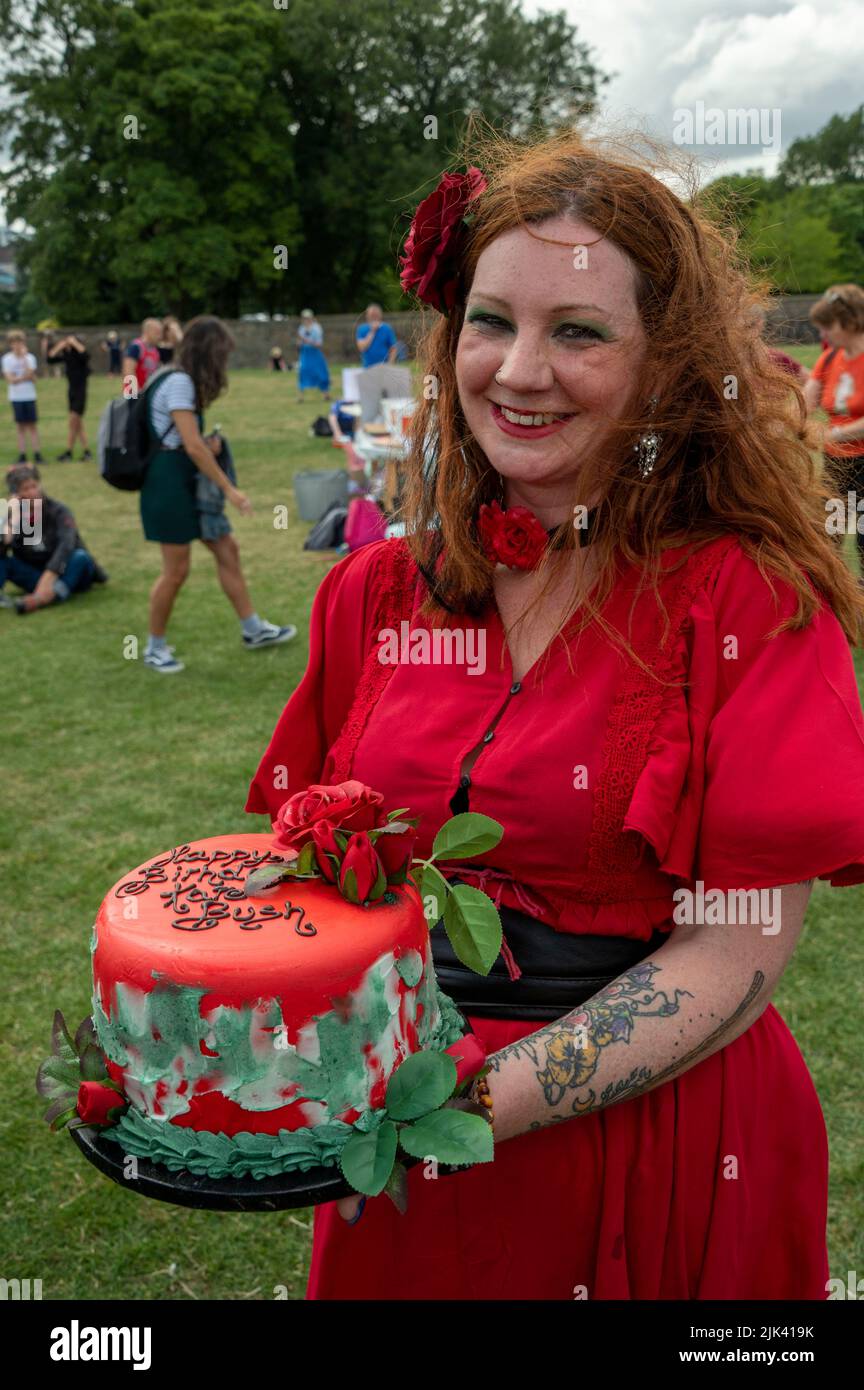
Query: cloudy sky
527,0,862,179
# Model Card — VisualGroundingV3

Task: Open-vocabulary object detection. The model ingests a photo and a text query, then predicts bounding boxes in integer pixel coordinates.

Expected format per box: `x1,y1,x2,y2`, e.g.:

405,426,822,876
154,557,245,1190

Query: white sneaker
144,647,185,674
243,622,297,650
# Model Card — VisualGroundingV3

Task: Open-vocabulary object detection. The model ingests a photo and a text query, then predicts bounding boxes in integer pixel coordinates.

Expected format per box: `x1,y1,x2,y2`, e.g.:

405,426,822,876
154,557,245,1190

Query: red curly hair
400,128,863,649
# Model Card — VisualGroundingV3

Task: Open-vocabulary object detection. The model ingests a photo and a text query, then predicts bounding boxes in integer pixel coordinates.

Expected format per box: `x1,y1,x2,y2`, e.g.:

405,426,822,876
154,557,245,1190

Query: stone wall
6,297,825,366
10,312,430,370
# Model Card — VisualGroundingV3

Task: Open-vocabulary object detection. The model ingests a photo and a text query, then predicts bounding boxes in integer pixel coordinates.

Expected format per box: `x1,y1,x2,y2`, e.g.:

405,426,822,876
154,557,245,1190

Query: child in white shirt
2,331,43,463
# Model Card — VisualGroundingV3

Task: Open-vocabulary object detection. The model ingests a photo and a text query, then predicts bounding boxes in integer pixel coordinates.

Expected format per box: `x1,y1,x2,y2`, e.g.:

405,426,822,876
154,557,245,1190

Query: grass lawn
2,352,862,1300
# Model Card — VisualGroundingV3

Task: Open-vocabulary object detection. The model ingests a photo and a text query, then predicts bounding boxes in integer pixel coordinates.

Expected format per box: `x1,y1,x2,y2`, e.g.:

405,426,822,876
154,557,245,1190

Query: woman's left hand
336,1192,366,1223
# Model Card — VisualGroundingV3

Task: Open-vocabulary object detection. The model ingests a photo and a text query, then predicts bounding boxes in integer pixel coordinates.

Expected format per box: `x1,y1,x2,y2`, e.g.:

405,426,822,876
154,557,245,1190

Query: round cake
90,834,464,1179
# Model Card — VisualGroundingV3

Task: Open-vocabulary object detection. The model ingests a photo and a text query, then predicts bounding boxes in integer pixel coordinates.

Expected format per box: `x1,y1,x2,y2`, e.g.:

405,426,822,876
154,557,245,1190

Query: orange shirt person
805,285,864,471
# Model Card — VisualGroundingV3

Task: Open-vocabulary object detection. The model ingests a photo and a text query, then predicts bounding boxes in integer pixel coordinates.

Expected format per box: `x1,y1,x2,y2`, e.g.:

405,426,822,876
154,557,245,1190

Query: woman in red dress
246,133,864,1300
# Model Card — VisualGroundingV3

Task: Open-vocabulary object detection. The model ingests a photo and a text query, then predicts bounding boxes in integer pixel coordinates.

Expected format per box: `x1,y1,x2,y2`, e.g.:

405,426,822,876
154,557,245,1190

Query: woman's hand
336,1192,366,1223
227,486,252,515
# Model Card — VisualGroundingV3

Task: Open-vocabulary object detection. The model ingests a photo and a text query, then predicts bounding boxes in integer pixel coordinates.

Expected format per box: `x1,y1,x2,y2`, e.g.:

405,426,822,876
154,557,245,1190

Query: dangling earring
634,396,661,477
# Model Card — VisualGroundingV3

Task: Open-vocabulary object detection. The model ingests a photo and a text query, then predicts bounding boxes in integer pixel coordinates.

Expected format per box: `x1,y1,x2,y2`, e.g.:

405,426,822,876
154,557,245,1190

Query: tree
0,0,607,320
779,106,864,187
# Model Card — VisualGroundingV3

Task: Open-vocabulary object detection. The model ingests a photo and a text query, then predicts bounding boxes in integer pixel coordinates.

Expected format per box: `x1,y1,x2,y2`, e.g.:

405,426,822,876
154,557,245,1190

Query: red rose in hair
76,1080,124,1126
399,166,487,313
273,781,386,852
338,832,387,904
478,500,549,571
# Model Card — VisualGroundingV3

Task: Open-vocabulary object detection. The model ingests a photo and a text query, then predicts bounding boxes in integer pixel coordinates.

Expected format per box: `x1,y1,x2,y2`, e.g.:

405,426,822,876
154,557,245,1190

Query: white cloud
526,0,861,179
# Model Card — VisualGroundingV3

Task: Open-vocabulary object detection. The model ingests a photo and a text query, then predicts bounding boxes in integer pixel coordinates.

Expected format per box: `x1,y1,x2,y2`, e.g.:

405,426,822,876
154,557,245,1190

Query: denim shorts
199,508,233,541
12,400,37,424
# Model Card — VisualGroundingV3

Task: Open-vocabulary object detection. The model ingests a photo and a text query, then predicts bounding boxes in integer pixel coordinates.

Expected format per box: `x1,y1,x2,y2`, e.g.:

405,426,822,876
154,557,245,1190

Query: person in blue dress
296,309,330,403
355,303,398,367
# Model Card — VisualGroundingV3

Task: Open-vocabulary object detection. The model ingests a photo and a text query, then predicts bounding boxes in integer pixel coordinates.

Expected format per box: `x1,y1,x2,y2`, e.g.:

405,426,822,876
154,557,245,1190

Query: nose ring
494,370,504,384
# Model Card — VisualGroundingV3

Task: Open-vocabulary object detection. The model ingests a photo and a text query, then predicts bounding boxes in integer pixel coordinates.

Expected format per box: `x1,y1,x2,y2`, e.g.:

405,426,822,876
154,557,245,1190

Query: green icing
104,1105,356,1179
93,925,469,1178
97,975,466,1180
395,949,423,988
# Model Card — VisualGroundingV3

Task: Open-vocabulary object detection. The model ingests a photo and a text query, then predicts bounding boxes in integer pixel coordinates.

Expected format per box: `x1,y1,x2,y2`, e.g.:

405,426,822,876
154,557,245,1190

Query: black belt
432,899,669,1022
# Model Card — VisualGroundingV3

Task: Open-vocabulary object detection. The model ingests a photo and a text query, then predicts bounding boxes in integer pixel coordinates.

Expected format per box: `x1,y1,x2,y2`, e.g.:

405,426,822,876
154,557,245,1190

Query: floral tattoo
487,963,766,1120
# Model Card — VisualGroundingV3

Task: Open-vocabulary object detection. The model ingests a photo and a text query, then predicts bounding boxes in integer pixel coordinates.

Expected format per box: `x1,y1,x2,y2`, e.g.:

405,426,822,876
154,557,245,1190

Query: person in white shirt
2,331,44,464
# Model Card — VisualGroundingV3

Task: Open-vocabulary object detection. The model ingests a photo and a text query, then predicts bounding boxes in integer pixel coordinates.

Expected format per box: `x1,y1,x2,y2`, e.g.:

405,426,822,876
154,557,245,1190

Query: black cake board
70,1011,478,1213
70,1124,356,1211
70,1122,474,1213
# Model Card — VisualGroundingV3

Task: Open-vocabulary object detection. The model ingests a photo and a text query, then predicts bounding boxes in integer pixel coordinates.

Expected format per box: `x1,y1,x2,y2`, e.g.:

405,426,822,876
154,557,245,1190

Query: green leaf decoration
74,1017,98,1055
51,1010,78,1069
48,1103,80,1134
443,884,502,976
338,1119,398,1196
420,862,451,924
370,820,413,839
394,949,423,988
340,866,360,904
43,1094,77,1129
294,841,317,876
36,1054,80,1101
386,807,410,822
398,1108,494,1166
431,812,503,863
385,1050,457,1122
244,863,294,897
365,858,388,903
383,1159,409,1215
78,1044,109,1082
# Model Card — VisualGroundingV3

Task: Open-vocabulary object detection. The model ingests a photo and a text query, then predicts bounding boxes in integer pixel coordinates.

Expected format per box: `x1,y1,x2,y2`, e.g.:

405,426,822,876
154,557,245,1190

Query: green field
2,354,862,1300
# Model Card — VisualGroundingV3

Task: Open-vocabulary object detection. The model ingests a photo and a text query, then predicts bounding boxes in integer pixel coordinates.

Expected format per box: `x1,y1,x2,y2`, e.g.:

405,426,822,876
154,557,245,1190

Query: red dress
246,536,864,1299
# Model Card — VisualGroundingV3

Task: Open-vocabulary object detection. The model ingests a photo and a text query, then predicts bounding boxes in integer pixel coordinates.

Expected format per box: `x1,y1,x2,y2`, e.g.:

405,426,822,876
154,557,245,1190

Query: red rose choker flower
478,501,550,571
399,166,487,313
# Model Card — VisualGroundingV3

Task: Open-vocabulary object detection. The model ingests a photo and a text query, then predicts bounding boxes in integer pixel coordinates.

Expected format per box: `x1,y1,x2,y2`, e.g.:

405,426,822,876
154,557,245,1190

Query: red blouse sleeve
244,541,395,820
624,542,864,891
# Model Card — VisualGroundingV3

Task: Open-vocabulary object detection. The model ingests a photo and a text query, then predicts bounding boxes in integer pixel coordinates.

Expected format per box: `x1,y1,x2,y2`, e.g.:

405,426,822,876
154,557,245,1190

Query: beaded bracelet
470,1074,494,1130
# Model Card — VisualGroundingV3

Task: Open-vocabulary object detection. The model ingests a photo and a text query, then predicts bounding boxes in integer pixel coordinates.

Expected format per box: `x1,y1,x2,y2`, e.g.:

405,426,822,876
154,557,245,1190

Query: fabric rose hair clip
399,165,487,313
245,781,506,977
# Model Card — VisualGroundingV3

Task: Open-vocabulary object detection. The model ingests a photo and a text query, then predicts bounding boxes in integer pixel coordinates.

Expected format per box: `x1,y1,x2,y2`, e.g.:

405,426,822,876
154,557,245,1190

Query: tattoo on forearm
488,963,766,1121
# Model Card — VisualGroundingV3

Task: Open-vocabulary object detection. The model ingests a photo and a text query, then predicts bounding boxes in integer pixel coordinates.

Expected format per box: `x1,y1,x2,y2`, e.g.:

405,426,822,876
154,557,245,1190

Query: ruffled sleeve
625,541,864,890
244,540,397,819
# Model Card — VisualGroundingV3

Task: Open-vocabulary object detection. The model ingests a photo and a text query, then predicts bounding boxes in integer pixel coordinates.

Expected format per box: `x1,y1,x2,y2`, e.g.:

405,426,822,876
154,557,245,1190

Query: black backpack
96,368,180,491
303,501,348,550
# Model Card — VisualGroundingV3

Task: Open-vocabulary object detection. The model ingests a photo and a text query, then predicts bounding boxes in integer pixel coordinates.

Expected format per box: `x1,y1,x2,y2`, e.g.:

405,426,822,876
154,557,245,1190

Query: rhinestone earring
634,397,661,477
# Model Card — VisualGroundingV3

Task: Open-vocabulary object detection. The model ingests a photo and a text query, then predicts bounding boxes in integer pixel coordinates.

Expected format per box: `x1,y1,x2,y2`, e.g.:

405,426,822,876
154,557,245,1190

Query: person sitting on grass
47,333,93,462
0,463,107,615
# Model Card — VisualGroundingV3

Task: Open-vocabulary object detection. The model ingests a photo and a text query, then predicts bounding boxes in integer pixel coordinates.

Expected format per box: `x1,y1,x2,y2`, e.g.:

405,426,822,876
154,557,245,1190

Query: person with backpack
136,315,296,674
0,463,107,614
122,318,163,392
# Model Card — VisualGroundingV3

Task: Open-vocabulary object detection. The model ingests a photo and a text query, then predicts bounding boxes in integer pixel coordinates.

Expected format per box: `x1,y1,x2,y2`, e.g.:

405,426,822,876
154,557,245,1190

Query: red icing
94,833,430,1137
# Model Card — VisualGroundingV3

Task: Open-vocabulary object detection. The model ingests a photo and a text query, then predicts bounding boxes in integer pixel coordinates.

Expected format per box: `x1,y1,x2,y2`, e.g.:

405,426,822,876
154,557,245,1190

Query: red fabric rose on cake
273,781,386,853
338,832,387,904
399,166,487,313
478,500,549,571
76,1081,124,1126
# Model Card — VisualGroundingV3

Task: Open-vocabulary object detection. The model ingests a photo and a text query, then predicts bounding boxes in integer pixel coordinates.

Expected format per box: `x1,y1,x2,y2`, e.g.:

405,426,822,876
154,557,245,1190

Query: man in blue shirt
356,304,397,368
